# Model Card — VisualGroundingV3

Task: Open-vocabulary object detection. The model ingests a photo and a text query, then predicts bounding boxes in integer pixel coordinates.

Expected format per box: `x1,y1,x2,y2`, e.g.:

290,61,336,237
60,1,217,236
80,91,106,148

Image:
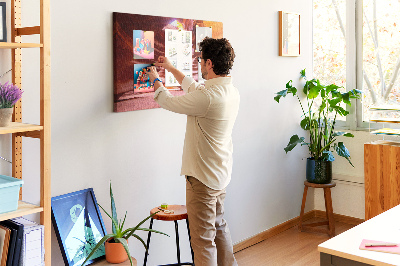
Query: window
313,0,400,130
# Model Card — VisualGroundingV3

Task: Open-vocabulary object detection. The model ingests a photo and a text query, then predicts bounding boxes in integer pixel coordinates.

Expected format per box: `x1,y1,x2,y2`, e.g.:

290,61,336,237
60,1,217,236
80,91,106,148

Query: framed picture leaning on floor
51,188,107,266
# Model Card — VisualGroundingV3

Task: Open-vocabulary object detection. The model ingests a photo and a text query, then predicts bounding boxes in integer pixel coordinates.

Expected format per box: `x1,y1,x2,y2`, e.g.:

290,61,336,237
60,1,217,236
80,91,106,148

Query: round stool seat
304,181,336,188
150,205,188,221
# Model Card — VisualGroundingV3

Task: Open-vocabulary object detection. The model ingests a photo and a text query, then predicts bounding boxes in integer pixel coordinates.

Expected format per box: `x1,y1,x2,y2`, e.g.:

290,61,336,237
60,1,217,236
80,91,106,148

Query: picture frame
279,11,300,56
51,188,107,266
0,2,6,42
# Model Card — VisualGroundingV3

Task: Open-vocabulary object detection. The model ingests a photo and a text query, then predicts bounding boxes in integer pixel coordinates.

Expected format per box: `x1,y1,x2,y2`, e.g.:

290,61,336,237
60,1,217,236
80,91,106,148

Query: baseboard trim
233,210,365,253
314,210,364,225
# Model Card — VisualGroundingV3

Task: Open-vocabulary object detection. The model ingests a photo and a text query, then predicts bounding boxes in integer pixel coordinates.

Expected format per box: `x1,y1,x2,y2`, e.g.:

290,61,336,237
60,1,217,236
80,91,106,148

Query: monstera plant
274,69,362,183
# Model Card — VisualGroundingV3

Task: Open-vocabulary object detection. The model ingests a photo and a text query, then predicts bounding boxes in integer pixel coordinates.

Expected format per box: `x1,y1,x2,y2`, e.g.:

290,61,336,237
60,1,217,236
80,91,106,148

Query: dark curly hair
199,37,235,75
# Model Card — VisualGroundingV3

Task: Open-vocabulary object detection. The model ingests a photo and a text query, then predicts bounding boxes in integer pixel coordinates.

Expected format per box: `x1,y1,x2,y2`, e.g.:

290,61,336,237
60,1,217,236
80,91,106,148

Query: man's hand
143,66,160,83
155,56,174,72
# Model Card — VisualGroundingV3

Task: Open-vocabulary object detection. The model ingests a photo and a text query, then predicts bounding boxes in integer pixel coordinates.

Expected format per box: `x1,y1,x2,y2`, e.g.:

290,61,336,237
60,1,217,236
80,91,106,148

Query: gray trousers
186,176,238,266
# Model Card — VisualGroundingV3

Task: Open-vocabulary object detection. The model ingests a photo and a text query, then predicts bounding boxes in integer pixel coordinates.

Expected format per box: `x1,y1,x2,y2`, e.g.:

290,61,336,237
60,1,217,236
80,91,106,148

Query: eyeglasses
197,57,203,63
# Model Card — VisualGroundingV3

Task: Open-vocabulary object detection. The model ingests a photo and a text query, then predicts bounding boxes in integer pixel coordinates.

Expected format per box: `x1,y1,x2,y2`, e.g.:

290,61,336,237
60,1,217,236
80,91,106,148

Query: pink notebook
359,239,400,255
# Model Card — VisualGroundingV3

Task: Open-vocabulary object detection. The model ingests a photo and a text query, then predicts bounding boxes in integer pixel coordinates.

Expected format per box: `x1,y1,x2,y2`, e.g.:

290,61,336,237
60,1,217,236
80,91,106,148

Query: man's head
199,37,235,79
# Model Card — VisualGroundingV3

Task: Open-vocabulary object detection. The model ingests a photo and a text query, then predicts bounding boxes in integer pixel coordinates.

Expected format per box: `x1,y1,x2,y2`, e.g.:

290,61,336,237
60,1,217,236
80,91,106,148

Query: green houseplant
81,183,168,266
274,69,362,183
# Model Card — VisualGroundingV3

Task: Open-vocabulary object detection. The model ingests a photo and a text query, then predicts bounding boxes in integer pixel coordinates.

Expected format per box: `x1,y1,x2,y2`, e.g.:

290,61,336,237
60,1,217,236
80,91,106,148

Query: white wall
0,0,315,265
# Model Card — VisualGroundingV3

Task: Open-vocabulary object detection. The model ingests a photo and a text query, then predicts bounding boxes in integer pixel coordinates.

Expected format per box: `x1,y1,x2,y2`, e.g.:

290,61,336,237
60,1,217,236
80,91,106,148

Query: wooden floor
234,217,354,266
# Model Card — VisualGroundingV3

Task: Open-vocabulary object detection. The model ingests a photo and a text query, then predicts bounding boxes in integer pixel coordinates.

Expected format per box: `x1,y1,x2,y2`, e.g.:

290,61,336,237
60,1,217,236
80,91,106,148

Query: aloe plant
274,69,362,166
81,183,168,266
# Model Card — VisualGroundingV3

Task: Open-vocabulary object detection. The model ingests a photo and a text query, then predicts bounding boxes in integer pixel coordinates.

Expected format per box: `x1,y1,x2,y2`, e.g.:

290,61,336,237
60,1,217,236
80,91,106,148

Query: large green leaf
284,135,305,153
110,182,118,234
349,89,362,99
331,106,349,116
333,132,354,138
341,92,351,105
308,85,321,99
300,117,310,130
274,81,298,102
274,89,287,103
328,97,342,108
303,80,317,94
81,234,115,266
321,151,335,162
335,142,354,167
325,84,340,94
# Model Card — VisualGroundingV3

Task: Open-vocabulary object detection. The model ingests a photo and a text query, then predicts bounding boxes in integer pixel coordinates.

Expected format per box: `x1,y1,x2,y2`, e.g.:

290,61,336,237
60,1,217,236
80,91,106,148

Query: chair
143,205,194,266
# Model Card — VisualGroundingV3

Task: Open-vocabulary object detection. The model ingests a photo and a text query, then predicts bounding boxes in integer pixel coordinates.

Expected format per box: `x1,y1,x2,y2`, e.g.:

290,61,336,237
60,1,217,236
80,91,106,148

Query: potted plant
0,82,23,127
274,69,362,183
82,183,168,266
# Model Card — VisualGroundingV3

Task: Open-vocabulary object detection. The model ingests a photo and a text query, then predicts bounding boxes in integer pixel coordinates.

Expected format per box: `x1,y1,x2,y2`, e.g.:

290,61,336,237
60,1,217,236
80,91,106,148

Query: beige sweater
154,76,240,190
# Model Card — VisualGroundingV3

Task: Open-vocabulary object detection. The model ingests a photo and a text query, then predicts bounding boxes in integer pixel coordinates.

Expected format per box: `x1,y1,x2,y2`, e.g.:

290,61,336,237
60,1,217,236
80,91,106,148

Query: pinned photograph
133,30,154,59
196,26,212,51
133,64,155,94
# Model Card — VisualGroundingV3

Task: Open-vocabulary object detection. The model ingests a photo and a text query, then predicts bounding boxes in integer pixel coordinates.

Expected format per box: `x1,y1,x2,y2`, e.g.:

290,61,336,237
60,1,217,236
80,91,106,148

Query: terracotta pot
105,238,128,264
0,108,13,127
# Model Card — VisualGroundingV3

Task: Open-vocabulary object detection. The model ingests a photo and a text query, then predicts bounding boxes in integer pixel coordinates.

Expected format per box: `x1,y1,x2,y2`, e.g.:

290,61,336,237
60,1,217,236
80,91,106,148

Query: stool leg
143,218,154,266
186,218,194,264
324,188,335,237
298,185,308,231
174,220,182,265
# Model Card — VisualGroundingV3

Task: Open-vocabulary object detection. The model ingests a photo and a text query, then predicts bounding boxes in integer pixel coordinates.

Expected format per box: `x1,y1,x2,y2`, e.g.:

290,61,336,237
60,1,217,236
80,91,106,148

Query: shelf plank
370,118,400,123
0,122,43,134
0,201,43,221
0,42,43,49
17,26,40,36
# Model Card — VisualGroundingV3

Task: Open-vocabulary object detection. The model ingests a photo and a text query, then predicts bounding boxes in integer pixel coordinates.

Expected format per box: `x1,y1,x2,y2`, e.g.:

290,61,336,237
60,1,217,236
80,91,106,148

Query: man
145,37,239,266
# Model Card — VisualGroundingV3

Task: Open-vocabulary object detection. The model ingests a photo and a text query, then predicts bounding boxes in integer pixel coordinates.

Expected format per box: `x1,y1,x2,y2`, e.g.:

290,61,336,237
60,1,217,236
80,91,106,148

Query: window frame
315,0,400,131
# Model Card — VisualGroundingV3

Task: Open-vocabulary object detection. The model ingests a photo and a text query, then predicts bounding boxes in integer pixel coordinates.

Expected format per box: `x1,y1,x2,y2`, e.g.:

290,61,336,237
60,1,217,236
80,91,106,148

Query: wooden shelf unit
0,201,43,221
0,42,43,48
0,0,51,265
0,122,42,134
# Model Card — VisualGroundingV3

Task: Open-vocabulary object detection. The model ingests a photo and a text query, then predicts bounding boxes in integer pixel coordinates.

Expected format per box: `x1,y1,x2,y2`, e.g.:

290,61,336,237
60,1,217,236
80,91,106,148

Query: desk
318,205,400,266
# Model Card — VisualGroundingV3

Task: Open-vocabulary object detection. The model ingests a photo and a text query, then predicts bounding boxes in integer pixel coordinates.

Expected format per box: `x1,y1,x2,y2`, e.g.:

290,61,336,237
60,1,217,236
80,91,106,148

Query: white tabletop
318,205,400,266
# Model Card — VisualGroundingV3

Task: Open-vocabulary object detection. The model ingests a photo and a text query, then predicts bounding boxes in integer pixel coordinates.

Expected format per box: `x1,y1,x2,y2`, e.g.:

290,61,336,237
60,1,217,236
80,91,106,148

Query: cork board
113,12,223,112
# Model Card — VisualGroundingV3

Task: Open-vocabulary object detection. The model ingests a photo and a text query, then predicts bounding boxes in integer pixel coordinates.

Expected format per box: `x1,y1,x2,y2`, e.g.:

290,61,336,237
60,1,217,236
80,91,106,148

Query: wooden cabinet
364,140,400,220
0,0,51,264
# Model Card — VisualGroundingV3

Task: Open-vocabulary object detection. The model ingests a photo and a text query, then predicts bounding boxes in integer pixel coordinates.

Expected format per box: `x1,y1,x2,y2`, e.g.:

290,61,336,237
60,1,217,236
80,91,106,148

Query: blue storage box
0,175,24,214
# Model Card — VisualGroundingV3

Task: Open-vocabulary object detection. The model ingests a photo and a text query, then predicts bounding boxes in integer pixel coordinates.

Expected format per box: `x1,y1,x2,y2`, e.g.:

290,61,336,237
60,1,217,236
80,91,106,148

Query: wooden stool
143,205,194,266
298,181,336,237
